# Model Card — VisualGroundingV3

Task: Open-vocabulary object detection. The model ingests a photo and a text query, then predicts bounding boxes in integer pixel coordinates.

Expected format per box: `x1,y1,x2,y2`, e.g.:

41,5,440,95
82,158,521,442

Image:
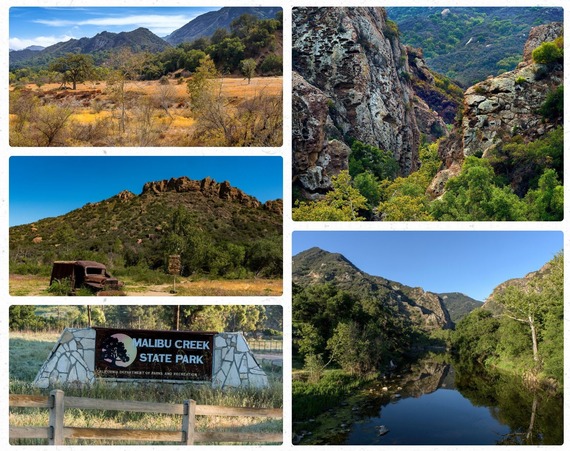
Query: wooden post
48,390,65,445
182,400,196,445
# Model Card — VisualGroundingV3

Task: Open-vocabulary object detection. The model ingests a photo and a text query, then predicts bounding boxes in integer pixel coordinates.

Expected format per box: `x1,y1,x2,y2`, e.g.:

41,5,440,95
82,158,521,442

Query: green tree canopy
49,53,95,90
431,156,527,221
293,171,368,221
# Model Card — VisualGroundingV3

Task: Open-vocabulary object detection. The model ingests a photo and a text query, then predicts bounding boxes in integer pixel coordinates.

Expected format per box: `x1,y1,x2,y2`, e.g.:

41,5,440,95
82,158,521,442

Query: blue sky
293,231,563,301
9,7,219,50
9,156,282,227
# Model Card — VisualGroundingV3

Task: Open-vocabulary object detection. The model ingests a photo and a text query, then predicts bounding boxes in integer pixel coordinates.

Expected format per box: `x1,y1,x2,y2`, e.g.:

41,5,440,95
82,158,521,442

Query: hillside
10,28,170,69
10,177,282,279
387,7,563,86
293,247,453,332
453,252,563,388
482,258,556,315
166,7,281,45
438,292,482,323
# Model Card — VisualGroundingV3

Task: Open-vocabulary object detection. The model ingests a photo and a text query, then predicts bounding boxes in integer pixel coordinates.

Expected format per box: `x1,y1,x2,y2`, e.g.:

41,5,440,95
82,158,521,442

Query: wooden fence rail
10,390,282,445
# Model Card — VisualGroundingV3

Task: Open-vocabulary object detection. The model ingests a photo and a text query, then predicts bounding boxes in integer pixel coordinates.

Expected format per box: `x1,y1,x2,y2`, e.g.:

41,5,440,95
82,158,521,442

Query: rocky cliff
429,22,563,197
293,7,447,198
462,22,563,157
140,176,282,213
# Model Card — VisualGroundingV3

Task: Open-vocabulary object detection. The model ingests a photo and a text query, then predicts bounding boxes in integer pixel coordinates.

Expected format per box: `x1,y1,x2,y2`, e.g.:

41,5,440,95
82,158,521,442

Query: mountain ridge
10,28,170,68
438,292,482,323
165,7,281,45
293,247,453,331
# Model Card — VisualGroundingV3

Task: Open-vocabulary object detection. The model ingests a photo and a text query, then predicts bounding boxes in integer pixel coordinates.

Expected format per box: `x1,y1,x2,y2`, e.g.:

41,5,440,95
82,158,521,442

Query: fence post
182,399,196,445
48,389,65,445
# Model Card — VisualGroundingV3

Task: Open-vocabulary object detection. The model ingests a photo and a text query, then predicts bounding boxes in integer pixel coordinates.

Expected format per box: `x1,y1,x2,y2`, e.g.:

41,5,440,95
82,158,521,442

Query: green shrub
383,19,400,41
532,41,563,65
46,278,72,296
474,84,486,95
259,54,282,75
292,370,368,421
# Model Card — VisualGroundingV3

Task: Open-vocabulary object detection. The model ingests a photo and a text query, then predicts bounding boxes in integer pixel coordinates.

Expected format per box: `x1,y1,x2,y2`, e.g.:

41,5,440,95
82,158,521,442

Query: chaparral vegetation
9,10,283,147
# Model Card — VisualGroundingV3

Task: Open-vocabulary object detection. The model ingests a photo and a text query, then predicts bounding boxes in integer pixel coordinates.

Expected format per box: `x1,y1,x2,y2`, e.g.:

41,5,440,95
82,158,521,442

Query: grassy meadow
9,331,283,445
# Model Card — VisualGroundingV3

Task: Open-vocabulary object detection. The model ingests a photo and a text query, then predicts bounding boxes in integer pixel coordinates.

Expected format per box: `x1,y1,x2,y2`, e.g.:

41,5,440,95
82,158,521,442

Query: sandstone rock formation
116,190,136,202
141,176,264,208
293,7,447,197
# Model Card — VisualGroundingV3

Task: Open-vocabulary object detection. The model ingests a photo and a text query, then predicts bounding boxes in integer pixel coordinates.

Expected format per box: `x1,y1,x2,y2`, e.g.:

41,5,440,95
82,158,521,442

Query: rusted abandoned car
50,260,122,293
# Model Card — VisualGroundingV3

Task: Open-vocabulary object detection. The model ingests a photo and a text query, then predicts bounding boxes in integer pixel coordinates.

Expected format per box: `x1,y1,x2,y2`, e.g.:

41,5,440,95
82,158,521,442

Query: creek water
342,356,563,445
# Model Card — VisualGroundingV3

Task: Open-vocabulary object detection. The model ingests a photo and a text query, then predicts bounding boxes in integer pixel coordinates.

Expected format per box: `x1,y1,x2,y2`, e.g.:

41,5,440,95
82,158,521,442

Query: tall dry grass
9,330,283,445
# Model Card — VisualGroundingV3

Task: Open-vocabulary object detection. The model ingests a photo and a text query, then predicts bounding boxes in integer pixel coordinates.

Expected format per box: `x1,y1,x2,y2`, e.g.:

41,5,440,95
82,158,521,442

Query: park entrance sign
94,328,215,381
33,327,269,389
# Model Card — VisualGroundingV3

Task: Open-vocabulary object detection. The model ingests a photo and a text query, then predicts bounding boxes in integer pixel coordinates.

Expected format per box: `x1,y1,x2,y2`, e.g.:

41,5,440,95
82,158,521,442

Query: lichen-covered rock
430,22,563,198
522,22,564,62
293,7,426,197
461,22,563,157
292,71,349,194
427,130,463,198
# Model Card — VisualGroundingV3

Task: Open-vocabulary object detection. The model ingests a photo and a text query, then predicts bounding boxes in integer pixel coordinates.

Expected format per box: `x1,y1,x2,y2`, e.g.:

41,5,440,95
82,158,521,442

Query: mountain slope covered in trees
166,7,281,45
387,7,563,86
10,177,282,280
292,247,455,376
438,292,482,323
10,28,170,69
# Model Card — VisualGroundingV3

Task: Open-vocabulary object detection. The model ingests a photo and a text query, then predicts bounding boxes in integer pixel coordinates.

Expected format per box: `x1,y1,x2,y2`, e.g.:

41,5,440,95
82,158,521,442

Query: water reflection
343,355,562,445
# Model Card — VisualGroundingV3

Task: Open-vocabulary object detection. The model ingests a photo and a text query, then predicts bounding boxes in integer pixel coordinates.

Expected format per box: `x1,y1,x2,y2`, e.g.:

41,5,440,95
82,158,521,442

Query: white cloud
9,35,74,51
35,14,197,36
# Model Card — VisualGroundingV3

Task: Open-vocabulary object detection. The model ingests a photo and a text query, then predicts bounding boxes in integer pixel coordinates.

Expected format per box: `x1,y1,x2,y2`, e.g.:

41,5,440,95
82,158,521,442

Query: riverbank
293,354,563,445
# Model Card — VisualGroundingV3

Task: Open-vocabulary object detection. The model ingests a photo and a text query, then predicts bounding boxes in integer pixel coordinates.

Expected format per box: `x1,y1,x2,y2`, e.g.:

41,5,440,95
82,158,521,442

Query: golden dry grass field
9,274,282,297
9,76,283,147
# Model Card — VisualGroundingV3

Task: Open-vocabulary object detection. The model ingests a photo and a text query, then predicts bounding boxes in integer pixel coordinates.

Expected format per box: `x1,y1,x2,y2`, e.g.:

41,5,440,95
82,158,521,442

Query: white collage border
1,0,568,450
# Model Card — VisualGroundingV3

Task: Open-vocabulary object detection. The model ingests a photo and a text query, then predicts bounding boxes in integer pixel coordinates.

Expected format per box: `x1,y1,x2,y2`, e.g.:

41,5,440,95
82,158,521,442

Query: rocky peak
293,247,453,331
141,176,262,208
483,259,553,314
463,22,563,157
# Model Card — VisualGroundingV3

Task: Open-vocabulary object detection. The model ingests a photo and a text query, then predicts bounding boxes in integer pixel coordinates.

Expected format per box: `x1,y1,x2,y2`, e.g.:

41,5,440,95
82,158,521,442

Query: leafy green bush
259,54,283,75
383,19,400,41
532,41,563,65
292,370,368,421
349,140,399,182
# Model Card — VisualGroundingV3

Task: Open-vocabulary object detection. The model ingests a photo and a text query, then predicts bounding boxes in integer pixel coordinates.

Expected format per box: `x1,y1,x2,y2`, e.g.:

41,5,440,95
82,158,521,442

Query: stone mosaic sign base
33,328,269,389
